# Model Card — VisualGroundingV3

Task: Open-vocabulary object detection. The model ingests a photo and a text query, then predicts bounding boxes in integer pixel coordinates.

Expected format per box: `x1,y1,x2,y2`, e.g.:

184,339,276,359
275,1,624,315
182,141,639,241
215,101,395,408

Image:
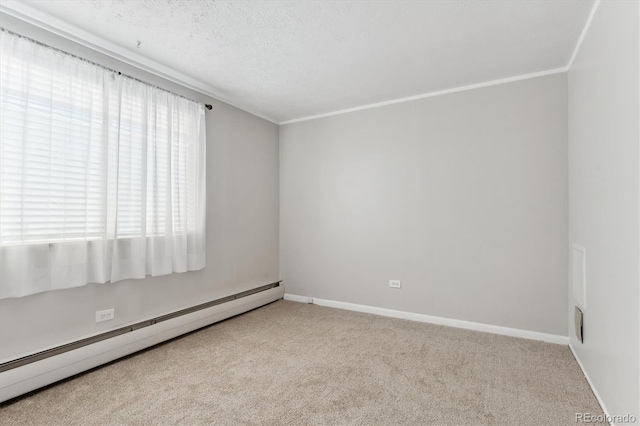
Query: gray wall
568,0,639,419
0,14,280,361
281,74,568,336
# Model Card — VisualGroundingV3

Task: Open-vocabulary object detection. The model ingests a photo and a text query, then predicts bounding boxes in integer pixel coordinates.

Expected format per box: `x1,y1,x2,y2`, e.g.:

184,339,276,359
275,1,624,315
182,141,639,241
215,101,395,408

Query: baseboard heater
0,281,283,403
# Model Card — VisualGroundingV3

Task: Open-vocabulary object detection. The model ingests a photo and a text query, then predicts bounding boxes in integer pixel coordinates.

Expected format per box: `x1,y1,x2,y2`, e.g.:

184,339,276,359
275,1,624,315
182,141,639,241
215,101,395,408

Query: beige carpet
0,300,602,425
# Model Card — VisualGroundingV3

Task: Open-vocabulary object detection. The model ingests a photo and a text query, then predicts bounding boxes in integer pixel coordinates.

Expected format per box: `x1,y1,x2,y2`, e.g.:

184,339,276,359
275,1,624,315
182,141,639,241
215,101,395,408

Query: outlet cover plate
389,280,401,289
96,308,115,323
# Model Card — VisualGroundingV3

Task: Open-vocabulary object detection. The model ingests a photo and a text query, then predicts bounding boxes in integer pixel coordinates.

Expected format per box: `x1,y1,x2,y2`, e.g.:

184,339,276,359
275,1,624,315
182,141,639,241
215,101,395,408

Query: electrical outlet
389,280,401,289
95,308,115,323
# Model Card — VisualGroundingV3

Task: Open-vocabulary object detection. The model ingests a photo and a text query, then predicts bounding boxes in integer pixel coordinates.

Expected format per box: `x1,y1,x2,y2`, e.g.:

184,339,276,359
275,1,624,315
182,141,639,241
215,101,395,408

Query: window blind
0,29,206,299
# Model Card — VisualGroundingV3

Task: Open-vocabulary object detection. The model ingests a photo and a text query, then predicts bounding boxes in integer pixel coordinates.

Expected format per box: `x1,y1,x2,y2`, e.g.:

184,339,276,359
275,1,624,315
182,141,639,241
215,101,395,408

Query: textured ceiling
8,0,593,123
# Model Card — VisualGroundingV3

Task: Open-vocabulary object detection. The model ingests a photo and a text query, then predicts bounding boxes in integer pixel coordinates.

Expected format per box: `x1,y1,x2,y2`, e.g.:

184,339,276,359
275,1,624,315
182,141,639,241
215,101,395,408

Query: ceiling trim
280,67,568,125
1,0,596,127
566,0,601,70
0,0,279,124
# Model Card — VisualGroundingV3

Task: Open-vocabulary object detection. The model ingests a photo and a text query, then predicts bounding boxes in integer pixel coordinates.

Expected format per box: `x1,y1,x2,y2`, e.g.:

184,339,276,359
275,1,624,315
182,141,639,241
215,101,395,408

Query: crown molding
0,0,279,124
566,0,601,70
280,67,568,125
1,0,596,127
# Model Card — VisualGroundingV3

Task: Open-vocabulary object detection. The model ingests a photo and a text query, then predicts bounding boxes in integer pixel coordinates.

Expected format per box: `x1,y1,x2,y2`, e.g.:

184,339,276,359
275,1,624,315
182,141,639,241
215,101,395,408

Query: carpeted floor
0,300,602,425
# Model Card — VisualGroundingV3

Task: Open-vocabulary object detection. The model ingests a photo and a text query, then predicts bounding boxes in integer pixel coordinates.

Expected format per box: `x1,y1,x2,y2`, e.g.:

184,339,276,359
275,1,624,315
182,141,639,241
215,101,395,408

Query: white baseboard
283,293,313,304
0,286,284,403
568,343,615,425
284,293,569,345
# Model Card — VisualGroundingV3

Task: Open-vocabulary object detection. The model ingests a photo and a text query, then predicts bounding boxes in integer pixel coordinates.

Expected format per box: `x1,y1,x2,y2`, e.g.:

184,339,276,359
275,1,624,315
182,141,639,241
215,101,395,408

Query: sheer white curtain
0,30,206,298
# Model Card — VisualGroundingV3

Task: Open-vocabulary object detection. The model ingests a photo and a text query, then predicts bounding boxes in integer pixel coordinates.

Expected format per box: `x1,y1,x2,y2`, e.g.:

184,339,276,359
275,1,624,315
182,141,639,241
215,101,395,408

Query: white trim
568,343,613,425
1,0,586,127
284,294,569,345
279,67,568,125
0,0,602,126
283,294,313,304
571,243,587,310
567,0,601,70
0,1,279,125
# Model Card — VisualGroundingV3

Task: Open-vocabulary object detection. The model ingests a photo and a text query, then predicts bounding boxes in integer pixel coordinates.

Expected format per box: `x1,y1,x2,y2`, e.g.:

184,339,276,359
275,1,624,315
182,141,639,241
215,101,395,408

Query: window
0,30,206,298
